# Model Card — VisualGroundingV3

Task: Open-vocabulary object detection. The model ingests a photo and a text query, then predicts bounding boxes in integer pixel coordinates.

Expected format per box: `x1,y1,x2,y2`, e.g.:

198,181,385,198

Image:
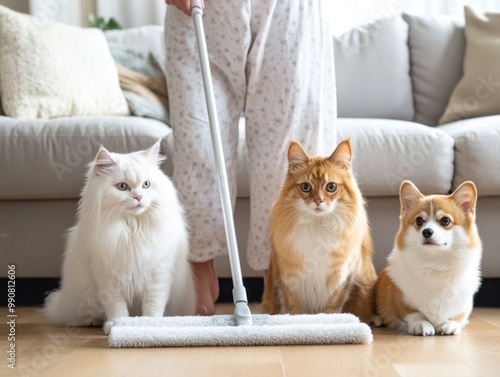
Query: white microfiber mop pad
108,313,373,347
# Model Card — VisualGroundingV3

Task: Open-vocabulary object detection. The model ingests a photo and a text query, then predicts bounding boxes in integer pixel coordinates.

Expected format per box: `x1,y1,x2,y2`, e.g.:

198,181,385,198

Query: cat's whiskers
274,202,303,230
105,203,129,219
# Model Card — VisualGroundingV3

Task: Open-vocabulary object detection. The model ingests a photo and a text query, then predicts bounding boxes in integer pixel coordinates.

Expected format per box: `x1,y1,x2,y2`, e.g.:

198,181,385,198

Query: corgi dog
374,180,482,336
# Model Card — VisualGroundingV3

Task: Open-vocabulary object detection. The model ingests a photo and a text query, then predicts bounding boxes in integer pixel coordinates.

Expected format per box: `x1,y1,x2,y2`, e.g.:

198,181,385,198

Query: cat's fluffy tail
43,290,65,324
44,289,102,326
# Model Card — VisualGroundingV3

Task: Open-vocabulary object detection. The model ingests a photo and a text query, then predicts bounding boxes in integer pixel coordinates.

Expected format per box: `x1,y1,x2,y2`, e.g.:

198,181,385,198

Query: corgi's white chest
388,247,481,324
282,221,350,313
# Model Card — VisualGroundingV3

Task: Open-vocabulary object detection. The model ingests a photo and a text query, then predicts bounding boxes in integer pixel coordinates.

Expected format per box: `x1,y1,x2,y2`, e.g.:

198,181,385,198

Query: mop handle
190,2,249,308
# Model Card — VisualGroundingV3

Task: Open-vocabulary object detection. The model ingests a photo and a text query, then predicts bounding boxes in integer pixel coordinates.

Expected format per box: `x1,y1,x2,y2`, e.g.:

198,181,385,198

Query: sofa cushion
403,13,465,126
334,15,414,121
105,26,166,76
337,119,455,196
438,115,500,196
439,7,500,124
109,44,170,124
0,6,128,120
0,116,172,200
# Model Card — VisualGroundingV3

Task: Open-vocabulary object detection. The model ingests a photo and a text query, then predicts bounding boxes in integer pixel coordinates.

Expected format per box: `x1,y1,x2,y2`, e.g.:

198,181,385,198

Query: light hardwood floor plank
472,307,500,328
5,306,500,377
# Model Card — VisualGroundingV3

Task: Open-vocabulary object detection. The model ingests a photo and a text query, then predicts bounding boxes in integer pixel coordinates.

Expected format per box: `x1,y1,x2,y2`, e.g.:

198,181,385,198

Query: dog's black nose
423,228,434,239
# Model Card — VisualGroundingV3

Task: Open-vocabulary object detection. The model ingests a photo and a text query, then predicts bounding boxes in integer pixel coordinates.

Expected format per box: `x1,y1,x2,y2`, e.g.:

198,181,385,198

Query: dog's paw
436,320,461,335
103,321,113,335
371,315,383,327
408,320,435,336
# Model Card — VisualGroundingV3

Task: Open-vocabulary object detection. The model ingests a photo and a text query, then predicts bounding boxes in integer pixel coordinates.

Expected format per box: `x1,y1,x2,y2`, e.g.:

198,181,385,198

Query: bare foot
192,260,219,315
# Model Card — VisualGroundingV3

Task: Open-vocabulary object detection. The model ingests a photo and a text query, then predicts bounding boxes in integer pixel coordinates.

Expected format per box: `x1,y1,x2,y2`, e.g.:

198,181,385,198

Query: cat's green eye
143,181,150,189
300,183,312,193
326,182,337,193
116,182,129,191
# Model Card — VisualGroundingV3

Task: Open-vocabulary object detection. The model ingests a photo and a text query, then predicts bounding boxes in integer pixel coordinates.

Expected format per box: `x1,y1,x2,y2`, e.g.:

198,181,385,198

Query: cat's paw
408,320,435,336
436,320,461,335
142,308,164,317
371,315,383,327
103,321,113,335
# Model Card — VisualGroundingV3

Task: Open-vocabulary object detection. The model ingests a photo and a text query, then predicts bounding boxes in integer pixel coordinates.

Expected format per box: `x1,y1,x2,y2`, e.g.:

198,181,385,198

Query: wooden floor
5,305,500,377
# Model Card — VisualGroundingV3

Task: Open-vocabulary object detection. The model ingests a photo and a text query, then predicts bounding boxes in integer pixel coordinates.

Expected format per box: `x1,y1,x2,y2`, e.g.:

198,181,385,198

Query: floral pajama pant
165,0,337,271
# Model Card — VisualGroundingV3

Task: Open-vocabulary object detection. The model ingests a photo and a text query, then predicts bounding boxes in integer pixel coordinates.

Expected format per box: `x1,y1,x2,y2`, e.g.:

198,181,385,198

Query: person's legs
245,0,337,271
165,3,250,314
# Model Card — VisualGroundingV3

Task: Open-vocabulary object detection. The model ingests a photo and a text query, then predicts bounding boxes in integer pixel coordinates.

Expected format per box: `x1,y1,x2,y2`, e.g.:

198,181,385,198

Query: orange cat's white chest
282,219,352,313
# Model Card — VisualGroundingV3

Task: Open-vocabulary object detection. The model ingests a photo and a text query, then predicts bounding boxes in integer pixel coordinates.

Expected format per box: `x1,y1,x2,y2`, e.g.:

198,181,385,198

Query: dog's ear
451,181,477,215
399,181,424,214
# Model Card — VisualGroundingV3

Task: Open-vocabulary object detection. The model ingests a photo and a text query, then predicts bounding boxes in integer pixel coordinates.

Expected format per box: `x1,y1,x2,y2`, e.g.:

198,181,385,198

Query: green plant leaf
87,14,122,31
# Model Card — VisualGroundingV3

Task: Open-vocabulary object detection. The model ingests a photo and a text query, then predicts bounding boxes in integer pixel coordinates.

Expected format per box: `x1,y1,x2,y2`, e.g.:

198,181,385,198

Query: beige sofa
1,13,499,305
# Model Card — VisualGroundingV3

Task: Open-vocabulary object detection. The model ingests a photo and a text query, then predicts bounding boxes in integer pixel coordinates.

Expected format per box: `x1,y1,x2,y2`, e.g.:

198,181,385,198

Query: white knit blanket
108,313,373,347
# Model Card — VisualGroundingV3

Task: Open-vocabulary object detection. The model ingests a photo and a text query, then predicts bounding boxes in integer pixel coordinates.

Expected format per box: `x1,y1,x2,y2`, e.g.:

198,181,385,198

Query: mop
108,0,373,348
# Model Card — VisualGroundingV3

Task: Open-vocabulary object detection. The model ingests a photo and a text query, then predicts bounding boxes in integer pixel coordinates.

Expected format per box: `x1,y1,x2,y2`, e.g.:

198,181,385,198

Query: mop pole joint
234,302,253,326
191,0,203,15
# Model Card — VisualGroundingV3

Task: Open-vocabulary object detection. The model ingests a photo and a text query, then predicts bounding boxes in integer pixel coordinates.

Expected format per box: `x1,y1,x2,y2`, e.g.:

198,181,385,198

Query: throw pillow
123,91,169,124
109,43,169,123
403,13,465,126
334,15,414,121
439,6,500,124
108,43,163,77
0,6,128,119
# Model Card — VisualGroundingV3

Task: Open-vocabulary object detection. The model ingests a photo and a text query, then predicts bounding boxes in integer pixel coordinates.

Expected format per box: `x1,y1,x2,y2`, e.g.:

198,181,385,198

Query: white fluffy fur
44,141,196,334
387,201,482,335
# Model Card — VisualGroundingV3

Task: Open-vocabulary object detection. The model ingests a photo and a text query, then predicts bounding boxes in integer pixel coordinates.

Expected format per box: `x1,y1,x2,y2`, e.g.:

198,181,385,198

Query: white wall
97,0,165,29
28,0,87,26
11,0,164,28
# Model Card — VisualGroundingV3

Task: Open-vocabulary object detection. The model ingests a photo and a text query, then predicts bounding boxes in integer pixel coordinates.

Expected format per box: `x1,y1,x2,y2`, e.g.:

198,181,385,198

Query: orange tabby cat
261,139,377,322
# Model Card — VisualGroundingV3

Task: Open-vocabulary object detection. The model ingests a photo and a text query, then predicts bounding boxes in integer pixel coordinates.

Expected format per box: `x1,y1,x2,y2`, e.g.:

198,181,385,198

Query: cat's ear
288,141,309,170
399,180,424,214
329,139,352,170
94,146,116,175
144,140,166,167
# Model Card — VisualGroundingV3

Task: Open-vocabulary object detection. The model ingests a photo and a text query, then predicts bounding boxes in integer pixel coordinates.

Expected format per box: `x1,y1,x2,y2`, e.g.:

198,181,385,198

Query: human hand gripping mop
108,1,373,347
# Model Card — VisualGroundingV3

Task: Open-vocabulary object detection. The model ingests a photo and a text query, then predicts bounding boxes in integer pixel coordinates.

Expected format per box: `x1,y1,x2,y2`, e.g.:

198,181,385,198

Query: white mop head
108,313,373,347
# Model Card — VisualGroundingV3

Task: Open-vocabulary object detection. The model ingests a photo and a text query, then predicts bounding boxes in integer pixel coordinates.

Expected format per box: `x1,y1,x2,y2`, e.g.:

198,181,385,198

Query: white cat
44,141,196,334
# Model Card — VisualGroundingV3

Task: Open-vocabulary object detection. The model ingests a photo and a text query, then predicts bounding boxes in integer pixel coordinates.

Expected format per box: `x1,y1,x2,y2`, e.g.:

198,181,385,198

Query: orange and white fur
374,181,482,336
262,139,377,322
